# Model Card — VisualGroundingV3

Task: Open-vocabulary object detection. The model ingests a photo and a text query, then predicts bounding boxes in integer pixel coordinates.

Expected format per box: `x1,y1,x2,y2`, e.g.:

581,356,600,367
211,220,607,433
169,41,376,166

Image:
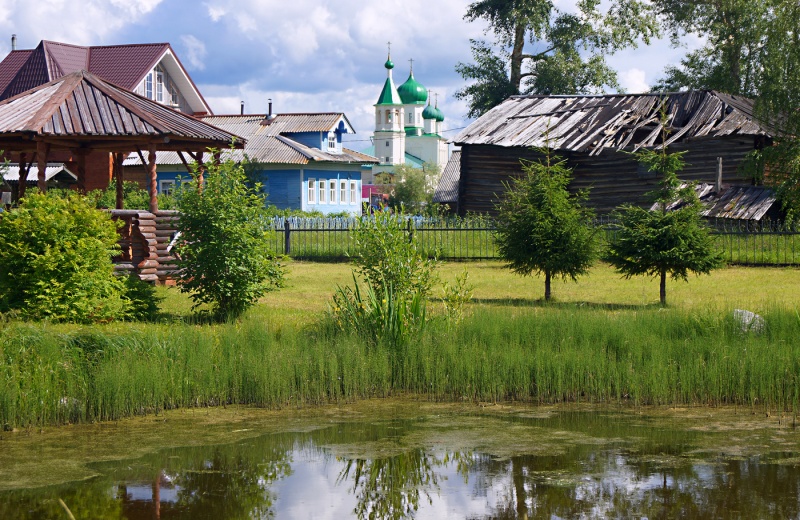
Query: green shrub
176,155,285,319
0,190,128,323
89,181,177,210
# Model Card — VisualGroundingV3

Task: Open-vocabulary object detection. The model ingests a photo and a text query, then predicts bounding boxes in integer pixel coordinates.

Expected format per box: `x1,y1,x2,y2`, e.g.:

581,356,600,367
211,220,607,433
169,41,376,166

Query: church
362,51,449,187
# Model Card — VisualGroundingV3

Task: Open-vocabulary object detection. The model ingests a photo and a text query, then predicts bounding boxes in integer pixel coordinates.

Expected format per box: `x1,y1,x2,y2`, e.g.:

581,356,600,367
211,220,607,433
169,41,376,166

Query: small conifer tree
605,123,723,305
494,147,597,300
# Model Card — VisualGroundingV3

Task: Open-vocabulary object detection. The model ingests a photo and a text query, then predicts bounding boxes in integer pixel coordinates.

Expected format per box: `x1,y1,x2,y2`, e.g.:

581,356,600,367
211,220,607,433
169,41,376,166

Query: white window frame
327,133,336,151
307,178,316,204
319,179,326,203
145,73,153,99
340,180,347,203
350,181,358,205
156,71,164,102
329,179,337,204
159,179,176,195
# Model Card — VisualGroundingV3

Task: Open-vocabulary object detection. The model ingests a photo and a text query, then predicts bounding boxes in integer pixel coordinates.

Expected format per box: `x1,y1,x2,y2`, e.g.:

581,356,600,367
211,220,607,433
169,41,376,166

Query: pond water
1,400,799,519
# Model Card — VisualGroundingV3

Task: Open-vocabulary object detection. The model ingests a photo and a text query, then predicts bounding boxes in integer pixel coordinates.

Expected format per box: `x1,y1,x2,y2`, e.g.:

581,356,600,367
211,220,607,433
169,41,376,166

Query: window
319,179,326,203
340,180,347,203
308,178,316,203
328,133,336,151
145,73,153,99
156,71,164,103
408,112,413,124
159,179,175,195
386,110,392,123
350,181,358,205
329,179,337,203
385,141,389,147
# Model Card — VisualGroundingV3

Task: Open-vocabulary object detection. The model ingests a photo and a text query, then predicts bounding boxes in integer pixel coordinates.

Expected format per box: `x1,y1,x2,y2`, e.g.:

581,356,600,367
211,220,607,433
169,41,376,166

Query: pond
1,399,799,519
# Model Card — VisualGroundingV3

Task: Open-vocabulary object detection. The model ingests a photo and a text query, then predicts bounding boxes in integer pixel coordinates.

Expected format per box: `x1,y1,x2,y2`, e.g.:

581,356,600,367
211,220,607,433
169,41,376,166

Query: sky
0,0,702,149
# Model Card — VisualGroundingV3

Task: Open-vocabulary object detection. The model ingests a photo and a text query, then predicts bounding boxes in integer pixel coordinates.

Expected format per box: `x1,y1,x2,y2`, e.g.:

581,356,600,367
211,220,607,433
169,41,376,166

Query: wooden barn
451,91,773,217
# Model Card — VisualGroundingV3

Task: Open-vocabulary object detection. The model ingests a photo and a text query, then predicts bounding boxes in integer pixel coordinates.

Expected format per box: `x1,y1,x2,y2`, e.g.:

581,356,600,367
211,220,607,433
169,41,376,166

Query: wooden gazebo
0,69,243,212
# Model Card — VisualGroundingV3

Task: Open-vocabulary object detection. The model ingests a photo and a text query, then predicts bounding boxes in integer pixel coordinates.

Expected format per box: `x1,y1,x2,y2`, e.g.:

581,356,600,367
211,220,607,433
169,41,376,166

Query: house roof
0,70,242,152
652,183,777,221
433,150,461,203
0,40,211,113
123,113,377,166
454,90,770,155
4,162,77,184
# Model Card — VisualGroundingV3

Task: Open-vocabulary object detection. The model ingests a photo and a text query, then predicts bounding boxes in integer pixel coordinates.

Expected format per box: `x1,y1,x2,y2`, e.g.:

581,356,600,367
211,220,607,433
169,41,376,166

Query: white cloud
619,68,649,93
180,34,207,71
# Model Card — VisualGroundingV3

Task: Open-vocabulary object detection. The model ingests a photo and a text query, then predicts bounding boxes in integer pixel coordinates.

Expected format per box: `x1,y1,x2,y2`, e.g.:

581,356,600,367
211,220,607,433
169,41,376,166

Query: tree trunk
660,268,666,306
509,22,526,93
544,271,551,301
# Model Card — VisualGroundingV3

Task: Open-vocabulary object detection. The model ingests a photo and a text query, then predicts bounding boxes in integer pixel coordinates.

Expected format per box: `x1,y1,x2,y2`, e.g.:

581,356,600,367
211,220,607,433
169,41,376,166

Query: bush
176,155,285,319
0,190,129,323
89,181,177,210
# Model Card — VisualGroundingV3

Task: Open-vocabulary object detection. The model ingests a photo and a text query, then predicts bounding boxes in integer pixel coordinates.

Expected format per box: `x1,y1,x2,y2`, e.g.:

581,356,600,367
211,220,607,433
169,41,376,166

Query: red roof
0,40,172,100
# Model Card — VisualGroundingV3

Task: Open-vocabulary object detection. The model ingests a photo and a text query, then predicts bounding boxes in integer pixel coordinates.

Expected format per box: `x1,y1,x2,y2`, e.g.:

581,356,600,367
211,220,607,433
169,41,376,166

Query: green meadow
2,261,800,429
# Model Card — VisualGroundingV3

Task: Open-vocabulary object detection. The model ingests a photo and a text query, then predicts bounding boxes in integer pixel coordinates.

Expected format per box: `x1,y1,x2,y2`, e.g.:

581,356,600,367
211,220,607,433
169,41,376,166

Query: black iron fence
263,216,800,266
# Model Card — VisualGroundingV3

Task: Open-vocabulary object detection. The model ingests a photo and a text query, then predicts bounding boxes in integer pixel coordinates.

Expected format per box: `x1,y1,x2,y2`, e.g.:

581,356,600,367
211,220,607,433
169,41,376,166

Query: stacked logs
153,210,181,285
110,209,162,284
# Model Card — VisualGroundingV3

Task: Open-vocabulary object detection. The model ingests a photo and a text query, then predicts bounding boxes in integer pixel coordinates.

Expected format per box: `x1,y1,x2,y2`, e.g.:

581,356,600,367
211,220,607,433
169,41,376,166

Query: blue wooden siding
257,169,301,209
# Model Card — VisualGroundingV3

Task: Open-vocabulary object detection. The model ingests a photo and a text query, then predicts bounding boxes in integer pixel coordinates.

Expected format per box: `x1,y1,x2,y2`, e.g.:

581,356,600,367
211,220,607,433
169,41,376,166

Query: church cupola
373,44,405,166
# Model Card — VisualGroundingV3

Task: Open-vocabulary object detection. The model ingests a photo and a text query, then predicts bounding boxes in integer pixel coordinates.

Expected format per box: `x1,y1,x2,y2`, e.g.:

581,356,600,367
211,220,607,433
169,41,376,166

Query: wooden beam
177,151,193,173
114,152,125,210
36,141,49,192
147,144,158,213
17,152,27,201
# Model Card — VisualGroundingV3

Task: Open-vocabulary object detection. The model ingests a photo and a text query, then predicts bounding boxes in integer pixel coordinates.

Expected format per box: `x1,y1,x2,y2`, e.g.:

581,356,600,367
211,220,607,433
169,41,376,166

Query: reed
3,301,800,429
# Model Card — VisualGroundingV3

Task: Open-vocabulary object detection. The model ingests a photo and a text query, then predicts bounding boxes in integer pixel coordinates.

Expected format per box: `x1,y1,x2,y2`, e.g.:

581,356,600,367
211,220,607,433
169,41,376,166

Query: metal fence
263,216,800,266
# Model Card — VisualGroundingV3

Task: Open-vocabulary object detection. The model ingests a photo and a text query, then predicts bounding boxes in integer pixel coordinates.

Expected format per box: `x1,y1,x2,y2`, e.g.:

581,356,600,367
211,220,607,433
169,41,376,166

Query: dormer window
156,71,164,102
327,133,336,151
145,73,153,99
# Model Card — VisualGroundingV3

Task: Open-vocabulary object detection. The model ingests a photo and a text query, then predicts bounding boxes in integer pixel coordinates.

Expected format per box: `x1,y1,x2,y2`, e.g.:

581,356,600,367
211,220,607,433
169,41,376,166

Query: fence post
284,220,291,256
407,218,414,243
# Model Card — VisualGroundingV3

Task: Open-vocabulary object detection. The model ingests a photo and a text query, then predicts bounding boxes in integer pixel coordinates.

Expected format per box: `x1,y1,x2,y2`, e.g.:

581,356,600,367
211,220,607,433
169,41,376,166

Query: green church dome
434,105,445,122
385,58,394,70
422,103,438,120
398,73,427,105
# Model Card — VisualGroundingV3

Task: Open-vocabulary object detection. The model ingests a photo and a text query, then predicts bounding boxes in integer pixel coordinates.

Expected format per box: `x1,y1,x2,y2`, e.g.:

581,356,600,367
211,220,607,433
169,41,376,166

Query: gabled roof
123,113,377,166
4,162,77,184
0,70,241,151
0,40,211,113
454,90,770,155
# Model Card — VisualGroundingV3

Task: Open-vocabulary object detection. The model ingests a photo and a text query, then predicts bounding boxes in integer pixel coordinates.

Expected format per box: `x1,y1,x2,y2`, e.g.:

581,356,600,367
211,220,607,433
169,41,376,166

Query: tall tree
494,147,597,301
651,0,769,94
605,122,723,305
455,0,659,118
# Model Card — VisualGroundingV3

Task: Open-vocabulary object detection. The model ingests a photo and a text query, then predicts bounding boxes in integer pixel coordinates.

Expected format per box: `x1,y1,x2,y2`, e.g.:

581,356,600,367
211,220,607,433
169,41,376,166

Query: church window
385,141,389,147
408,112,413,124
386,110,392,123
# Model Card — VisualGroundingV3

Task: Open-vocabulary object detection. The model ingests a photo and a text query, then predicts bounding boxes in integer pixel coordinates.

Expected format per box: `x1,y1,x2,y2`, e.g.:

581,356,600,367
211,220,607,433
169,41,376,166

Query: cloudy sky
0,0,700,148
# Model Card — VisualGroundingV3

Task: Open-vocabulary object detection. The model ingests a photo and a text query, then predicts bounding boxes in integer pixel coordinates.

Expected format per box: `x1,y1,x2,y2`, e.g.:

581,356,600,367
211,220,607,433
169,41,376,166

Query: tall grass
3,304,800,428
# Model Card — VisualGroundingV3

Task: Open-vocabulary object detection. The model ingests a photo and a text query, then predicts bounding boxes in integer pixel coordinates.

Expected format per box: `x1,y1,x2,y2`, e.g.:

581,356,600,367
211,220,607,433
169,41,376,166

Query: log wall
110,209,180,284
459,136,758,215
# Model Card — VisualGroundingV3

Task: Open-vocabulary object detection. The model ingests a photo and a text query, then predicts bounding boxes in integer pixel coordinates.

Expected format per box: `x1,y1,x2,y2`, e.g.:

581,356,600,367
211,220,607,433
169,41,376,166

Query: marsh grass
3,297,800,428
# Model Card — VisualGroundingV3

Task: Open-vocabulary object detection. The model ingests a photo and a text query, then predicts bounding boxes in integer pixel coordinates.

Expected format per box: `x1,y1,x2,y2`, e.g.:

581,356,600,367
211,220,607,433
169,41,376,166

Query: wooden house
451,91,773,217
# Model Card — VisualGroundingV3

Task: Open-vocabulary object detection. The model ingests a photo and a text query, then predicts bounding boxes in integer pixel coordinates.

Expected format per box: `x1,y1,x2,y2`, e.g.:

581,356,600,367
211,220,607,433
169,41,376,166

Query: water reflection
2,411,800,519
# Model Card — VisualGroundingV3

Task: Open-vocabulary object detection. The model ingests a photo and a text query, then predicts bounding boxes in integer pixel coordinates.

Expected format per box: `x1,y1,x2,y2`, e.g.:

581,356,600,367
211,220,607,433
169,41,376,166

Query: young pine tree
605,138,723,305
494,148,597,300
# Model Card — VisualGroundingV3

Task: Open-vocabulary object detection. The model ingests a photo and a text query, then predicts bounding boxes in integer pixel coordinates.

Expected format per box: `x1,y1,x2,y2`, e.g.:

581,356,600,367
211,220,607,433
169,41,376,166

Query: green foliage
494,148,597,300
0,190,128,323
456,0,658,117
88,181,177,210
176,154,285,319
441,268,474,324
122,274,162,321
606,135,723,304
350,212,437,302
388,163,440,215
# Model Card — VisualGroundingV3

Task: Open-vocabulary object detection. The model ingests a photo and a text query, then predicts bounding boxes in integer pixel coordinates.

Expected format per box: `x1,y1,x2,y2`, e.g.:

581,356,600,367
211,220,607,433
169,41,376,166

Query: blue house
125,112,378,215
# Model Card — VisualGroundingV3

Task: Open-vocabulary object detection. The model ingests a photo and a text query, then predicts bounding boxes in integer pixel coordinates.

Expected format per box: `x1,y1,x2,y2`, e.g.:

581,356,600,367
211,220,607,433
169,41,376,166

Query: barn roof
0,69,242,153
454,90,769,155
433,150,461,203
652,183,778,221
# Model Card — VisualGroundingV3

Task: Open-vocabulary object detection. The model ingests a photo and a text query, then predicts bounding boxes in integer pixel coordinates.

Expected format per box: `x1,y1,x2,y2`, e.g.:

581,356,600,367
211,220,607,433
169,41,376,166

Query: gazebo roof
0,69,242,153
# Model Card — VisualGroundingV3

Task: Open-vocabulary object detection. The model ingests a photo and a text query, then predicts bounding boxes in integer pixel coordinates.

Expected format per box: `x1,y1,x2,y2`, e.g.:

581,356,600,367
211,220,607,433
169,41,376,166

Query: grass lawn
158,260,800,322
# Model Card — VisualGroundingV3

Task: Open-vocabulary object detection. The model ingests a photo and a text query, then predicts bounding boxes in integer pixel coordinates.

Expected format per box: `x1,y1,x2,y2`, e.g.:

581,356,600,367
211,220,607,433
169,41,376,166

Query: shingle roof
123,113,376,166
0,40,179,101
454,90,770,155
0,70,241,150
433,150,460,203
652,183,777,221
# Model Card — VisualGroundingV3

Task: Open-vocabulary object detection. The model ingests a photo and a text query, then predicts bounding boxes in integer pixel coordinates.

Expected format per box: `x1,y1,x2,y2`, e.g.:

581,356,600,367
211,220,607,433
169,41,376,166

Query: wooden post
74,149,87,194
17,152,27,201
196,150,205,190
716,157,723,194
36,141,49,192
284,220,291,255
114,152,125,209
148,144,158,213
